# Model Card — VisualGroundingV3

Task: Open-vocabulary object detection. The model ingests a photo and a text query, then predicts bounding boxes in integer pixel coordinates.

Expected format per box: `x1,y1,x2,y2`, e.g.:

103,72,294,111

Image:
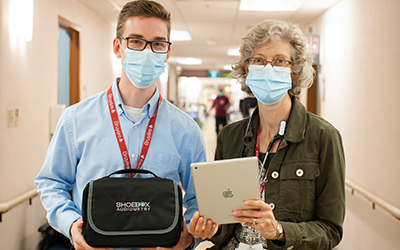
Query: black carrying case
82,169,183,248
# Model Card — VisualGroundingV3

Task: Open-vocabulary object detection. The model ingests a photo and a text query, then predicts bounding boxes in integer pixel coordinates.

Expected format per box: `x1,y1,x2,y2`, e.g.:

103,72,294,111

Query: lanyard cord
256,129,282,197
107,86,162,178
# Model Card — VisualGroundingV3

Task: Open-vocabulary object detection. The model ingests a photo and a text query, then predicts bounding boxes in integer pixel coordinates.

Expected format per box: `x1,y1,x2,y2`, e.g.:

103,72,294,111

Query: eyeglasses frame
118,36,172,54
247,57,294,68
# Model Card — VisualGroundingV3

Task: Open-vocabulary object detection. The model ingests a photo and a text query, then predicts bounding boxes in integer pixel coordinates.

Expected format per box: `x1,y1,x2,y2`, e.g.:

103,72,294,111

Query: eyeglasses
118,37,172,54
248,57,293,68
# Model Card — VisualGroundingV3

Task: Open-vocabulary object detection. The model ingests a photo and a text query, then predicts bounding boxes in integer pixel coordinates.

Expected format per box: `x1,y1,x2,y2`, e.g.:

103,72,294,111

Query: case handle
107,169,160,178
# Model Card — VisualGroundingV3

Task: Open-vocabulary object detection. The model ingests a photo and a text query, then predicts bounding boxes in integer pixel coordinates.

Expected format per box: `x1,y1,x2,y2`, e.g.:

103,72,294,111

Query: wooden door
307,65,318,115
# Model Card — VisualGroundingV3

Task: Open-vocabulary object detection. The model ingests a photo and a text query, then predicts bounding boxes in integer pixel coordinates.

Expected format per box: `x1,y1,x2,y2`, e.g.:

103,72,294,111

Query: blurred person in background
207,89,230,134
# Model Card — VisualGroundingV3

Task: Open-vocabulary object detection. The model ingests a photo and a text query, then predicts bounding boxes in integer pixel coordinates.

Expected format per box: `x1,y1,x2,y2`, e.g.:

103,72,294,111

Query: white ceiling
78,0,340,74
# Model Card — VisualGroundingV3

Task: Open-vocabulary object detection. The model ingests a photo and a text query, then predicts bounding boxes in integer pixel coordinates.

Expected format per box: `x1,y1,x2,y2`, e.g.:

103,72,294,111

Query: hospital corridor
1,0,400,249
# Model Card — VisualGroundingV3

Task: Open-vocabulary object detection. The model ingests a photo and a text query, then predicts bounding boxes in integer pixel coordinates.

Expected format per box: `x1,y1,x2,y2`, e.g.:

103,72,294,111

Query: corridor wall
0,0,116,249
304,0,400,249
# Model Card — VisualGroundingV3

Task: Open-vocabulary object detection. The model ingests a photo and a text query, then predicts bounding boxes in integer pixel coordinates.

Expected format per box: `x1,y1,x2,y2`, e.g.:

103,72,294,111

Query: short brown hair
116,0,171,40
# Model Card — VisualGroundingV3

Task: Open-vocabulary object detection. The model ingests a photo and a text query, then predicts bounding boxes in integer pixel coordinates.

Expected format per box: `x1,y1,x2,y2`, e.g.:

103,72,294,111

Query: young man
35,1,206,249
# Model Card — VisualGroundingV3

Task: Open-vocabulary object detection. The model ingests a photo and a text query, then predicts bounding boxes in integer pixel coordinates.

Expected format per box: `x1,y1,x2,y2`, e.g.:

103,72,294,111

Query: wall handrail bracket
0,188,38,222
346,178,400,220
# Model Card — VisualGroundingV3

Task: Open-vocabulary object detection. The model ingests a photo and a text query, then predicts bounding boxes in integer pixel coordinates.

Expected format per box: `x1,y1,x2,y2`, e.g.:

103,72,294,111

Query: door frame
58,16,80,106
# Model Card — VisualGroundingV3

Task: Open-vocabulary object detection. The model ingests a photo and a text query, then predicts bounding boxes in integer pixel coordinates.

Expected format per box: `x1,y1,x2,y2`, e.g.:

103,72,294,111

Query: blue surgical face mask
245,64,292,105
121,47,167,89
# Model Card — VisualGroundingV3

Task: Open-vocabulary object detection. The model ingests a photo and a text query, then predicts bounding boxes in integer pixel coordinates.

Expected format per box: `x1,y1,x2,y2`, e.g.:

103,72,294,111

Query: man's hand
188,212,218,240
140,218,194,250
70,218,114,250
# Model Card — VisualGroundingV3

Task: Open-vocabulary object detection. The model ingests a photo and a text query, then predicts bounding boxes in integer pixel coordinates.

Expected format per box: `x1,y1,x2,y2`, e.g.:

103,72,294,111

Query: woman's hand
232,200,284,240
188,211,218,240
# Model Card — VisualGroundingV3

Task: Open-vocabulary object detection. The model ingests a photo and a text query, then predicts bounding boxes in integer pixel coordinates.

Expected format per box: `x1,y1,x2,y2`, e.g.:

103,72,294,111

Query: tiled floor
200,116,218,162
200,112,244,162
195,116,217,249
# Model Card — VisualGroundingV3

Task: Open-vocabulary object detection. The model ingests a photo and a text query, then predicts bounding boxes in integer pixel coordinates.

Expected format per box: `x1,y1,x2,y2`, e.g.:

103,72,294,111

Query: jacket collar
284,97,306,144
242,108,259,156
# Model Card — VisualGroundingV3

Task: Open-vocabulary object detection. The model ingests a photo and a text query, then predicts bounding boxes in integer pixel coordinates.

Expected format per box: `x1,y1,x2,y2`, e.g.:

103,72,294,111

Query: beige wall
0,0,116,248
303,0,400,248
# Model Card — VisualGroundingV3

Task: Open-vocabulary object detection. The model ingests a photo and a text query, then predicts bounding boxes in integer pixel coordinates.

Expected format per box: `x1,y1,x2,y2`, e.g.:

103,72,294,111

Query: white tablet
190,157,260,225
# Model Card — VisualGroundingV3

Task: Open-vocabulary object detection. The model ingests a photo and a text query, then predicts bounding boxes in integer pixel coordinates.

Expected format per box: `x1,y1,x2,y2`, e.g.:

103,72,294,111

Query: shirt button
134,125,137,129
296,169,304,177
131,154,135,159
271,171,279,179
269,203,275,210
149,112,153,116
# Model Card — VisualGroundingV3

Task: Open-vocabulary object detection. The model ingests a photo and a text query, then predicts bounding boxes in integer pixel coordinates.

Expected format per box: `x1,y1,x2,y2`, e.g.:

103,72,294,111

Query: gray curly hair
231,20,315,96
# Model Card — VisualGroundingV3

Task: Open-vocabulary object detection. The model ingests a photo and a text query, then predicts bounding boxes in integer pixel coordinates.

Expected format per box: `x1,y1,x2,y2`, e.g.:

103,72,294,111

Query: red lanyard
256,127,282,197
107,86,161,178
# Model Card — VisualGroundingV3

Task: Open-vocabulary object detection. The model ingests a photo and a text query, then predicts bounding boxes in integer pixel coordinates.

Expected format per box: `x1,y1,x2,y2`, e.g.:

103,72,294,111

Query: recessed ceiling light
177,57,203,65
239,0,306,12
227,48,240,56
170,30,191,41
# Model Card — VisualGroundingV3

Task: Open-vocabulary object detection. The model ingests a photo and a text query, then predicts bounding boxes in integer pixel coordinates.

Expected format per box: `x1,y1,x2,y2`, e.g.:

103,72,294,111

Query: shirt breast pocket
144,152,182,181
278,162,319,217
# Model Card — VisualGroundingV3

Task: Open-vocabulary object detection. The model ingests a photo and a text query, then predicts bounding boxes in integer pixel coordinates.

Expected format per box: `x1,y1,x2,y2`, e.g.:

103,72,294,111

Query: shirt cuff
191,236,203,250
57,210,82,240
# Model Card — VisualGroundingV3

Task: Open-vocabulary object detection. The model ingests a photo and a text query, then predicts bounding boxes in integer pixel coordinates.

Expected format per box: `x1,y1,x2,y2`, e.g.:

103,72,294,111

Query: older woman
189,19,345,250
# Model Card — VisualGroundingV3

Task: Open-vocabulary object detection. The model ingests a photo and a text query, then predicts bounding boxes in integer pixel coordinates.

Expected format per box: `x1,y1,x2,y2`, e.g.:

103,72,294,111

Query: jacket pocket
278,162,319,218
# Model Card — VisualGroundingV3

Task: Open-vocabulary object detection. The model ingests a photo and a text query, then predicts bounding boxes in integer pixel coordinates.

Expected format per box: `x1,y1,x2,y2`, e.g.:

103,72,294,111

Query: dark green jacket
210,97,345,250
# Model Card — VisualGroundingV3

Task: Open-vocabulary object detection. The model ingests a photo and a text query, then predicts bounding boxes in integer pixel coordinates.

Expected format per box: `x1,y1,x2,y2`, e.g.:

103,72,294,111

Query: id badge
235,242,264,250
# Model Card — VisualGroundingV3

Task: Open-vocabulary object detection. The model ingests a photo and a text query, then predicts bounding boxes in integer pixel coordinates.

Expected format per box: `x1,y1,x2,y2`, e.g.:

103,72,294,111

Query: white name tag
235,242,264,250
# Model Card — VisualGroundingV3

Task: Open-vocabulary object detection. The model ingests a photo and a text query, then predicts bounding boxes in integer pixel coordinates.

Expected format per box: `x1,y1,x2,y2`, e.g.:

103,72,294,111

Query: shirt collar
142,86,161,119
112,78,161,119
112,78,124,116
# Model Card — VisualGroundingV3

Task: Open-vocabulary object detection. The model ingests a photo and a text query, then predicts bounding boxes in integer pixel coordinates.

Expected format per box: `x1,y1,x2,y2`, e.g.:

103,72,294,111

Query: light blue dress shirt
35,79,206,248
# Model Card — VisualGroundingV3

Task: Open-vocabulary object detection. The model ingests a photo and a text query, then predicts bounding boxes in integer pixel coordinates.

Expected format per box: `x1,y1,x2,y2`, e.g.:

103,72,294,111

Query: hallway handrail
0,188,38,222
346,178,400,220
1,182,400,221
